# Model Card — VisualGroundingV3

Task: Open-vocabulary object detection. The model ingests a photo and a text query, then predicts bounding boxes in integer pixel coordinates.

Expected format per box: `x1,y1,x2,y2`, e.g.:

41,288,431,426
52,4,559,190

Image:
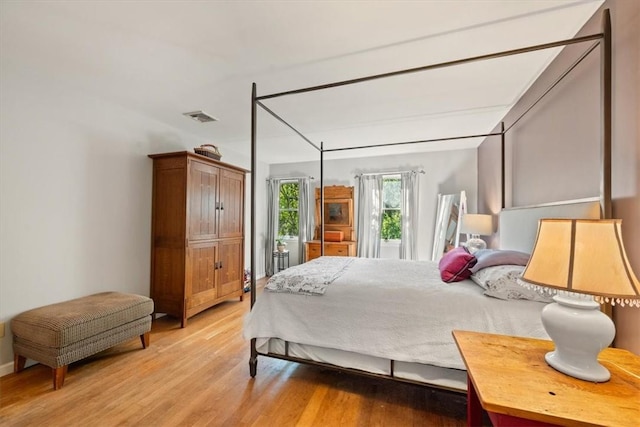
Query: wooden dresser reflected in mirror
305,185,356,261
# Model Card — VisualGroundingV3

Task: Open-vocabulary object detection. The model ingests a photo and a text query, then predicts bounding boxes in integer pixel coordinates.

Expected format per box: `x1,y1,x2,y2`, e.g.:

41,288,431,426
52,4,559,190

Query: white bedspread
243,257,549,371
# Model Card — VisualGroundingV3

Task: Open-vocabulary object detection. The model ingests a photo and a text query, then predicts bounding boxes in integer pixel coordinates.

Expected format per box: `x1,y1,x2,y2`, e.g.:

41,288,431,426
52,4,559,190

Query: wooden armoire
148,151,247,327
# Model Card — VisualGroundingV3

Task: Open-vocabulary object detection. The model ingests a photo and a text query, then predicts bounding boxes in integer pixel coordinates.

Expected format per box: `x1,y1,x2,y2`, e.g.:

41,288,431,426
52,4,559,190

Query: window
381,176,401,241
278,182,299,237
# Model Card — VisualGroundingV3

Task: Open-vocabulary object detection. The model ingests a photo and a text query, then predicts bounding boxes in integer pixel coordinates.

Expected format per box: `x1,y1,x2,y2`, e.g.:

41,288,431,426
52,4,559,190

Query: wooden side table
452,330,640,427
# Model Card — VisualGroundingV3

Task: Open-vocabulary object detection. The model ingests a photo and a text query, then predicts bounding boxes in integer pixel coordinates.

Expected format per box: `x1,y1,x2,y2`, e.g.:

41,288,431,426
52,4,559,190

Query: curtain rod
355,169,425,178
266,176,315,181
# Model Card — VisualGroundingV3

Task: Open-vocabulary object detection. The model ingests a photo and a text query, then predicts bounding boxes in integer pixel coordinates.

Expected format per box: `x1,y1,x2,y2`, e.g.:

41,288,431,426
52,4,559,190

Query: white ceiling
1,0,604,164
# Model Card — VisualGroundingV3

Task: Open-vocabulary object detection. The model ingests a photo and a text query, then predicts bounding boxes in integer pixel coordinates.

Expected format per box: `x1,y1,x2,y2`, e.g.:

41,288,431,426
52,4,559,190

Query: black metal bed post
250,84,257,309
500,121,505,210
599,8,613,320
601,8,612,220
249,82,258,377
320,142,325,256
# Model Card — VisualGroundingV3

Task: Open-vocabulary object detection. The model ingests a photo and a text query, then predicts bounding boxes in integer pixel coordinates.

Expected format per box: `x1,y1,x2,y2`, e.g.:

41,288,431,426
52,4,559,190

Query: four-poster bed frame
248,8,612,389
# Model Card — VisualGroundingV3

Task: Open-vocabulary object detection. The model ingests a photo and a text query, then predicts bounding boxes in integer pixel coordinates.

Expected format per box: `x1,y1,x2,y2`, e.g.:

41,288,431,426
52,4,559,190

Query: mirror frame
431,191,467,261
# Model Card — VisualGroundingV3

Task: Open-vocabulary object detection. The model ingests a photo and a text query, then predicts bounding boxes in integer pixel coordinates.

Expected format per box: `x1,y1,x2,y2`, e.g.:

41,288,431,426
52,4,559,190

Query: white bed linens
244,257,550,371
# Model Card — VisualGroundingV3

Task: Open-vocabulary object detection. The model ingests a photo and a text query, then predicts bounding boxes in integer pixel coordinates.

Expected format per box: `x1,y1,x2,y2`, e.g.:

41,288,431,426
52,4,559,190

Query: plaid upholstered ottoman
11,292,153,390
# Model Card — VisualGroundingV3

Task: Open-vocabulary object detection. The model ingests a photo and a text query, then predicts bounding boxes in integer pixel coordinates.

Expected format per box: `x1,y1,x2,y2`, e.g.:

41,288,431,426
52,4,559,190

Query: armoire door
218,169,244,238
186,242,218,312
217,239,243,298
188,160,219,241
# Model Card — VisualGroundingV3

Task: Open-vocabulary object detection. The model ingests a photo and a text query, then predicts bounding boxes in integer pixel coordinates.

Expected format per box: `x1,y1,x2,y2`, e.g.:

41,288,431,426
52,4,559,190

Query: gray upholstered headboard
499,198,601,253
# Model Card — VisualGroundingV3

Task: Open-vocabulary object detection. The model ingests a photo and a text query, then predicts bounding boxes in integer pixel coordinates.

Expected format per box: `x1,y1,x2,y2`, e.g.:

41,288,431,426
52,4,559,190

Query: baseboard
1,358,39,377
0,361,14,377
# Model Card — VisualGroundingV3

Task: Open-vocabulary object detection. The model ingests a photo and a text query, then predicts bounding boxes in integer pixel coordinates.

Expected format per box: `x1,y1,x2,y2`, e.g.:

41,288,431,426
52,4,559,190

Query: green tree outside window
381,177,401,240
278,182,299,237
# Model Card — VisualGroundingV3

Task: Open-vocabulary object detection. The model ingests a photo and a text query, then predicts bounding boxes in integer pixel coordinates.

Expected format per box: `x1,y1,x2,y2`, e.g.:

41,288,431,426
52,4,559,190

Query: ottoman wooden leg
53,365,68,390
140,331,150,349
14,354,26,373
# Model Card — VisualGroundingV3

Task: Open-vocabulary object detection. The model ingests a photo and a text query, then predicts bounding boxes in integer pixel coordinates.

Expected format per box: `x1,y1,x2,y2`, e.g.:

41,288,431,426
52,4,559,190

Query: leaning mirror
431,191,467,261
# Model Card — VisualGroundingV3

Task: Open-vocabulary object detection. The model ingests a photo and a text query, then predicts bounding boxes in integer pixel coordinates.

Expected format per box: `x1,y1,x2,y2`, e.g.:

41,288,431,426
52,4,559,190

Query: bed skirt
256,338,467,392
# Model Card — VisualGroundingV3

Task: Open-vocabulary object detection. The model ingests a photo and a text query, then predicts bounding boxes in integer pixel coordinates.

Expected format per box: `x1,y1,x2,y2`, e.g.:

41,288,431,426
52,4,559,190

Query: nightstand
452,330,640,427
272,250,289,272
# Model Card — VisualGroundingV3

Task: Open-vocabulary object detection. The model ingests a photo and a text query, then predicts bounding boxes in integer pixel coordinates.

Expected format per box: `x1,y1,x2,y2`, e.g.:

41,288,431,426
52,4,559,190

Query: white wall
269,148,477,263
248,162,270,279
0,53,253,369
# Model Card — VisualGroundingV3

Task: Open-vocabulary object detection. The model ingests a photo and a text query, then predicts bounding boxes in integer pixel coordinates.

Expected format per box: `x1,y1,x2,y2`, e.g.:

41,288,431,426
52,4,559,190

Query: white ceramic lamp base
466,235,486,253
541,293,615,382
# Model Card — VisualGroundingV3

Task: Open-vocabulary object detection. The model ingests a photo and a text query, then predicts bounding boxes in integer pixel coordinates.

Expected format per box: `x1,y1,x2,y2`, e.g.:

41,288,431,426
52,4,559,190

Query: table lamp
460,214,492,253
521,219,640,382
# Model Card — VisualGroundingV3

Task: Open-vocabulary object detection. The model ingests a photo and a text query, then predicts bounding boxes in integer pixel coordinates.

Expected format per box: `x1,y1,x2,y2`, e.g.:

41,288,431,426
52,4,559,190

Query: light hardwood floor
0,281,470,426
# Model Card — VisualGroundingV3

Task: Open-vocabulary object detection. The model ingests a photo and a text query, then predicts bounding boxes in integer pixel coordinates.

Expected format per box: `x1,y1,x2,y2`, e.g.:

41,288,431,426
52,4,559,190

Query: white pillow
470,265,553,303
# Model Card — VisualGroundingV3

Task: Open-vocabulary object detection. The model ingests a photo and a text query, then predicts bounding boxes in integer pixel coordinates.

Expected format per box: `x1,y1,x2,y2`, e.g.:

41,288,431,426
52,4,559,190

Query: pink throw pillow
439,246,477,282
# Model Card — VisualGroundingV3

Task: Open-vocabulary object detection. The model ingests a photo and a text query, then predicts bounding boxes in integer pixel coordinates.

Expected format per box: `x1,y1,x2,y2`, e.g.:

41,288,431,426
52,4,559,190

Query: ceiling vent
183,111,218,123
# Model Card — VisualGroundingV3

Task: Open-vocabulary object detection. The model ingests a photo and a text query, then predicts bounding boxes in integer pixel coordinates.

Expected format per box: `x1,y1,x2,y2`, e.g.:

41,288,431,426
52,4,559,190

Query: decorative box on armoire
148,151,247,327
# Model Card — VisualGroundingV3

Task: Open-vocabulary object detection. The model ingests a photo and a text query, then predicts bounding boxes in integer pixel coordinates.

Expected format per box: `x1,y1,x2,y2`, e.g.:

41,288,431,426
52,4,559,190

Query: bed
246,10,612,393
244,199,602,391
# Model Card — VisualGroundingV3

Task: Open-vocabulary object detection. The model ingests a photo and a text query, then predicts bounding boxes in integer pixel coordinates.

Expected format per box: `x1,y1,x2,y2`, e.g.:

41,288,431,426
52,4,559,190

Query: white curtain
266,177,312,273
356,175,384,258
297,178,313,264
399,171,419,260
265,179,280,276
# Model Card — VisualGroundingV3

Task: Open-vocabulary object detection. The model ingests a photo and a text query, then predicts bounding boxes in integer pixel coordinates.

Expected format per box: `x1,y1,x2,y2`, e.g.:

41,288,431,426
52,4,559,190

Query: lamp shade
521,219,640,307
459,214,492,236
